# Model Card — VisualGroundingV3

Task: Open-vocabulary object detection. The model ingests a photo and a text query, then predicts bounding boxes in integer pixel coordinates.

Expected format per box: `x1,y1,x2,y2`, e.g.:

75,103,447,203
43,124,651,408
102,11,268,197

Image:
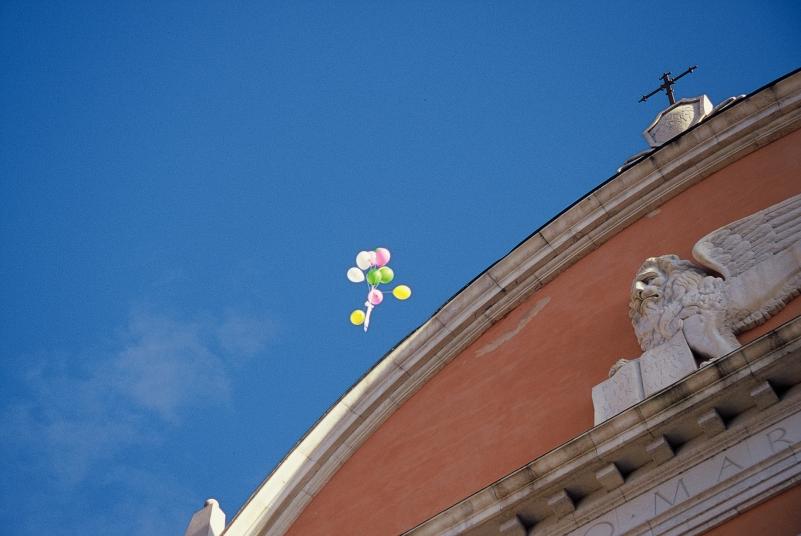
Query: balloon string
363,301,374,332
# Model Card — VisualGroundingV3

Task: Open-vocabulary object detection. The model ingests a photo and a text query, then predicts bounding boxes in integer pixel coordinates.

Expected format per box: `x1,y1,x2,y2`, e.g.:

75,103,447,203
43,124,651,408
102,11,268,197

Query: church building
186,68,801,536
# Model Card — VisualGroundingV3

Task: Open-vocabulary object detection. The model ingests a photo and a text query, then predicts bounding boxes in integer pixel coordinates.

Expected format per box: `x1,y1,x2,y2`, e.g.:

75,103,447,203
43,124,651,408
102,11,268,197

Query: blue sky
1,2,799,534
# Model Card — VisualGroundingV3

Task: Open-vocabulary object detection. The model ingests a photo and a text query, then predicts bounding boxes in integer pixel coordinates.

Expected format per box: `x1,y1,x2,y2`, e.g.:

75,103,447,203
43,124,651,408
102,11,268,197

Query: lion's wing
692,192,801,332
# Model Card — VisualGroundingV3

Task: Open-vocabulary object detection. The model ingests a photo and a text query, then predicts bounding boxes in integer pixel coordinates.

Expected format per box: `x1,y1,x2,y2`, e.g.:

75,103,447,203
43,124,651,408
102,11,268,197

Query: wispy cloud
1,306,276,534
110,312,231,423
216,310,276,361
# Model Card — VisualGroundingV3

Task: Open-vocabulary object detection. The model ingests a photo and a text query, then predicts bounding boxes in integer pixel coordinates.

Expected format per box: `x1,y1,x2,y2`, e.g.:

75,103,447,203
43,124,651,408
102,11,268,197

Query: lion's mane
629,255,728,351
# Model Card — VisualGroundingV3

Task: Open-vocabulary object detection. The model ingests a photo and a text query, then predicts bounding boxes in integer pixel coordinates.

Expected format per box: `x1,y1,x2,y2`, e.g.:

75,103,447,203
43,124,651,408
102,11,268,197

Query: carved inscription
654,478,689,515
717,455,744,482
563,413,801,536
767,427,792,453
582,521,614,536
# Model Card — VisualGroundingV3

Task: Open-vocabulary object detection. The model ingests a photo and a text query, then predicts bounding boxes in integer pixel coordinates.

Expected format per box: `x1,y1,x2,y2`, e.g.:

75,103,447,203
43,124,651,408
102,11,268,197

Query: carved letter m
654,478,690,515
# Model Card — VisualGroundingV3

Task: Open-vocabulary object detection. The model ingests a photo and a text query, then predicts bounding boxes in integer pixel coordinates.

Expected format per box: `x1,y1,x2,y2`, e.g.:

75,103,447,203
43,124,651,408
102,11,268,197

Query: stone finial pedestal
184,498,226,536
643,95,713,147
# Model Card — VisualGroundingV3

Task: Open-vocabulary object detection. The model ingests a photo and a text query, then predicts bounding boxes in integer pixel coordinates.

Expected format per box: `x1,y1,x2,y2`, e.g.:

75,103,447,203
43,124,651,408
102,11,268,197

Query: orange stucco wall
287,128,801,535
701,483,801,536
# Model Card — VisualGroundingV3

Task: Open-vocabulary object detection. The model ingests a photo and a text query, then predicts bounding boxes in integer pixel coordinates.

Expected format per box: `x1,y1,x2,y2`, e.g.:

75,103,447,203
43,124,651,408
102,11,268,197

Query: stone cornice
223,70,801,536
405,315,801,535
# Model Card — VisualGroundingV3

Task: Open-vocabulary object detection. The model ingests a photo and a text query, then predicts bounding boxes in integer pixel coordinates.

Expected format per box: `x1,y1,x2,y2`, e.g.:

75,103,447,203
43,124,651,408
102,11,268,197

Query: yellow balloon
350,309,366,325
392,285,411,300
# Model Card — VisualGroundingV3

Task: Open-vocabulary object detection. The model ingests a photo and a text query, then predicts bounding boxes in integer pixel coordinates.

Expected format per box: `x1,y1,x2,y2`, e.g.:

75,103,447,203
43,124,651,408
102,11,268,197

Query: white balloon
355,251,372,270
347,267,365,283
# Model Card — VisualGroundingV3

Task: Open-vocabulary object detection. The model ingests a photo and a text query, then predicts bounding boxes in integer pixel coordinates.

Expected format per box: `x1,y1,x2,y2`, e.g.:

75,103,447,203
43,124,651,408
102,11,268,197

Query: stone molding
404,316,801,535
222,70,801,536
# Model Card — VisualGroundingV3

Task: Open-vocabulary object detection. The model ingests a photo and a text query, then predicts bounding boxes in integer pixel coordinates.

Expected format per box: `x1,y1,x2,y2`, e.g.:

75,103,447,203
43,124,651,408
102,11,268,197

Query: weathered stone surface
592,359,644,424
697,408,726,437
499,516,528,535
595,463,625,491
629,256,736,364
646,436,674,465
643,95,713,147
750,380,780,410
640,332,697,397
547,489,575,518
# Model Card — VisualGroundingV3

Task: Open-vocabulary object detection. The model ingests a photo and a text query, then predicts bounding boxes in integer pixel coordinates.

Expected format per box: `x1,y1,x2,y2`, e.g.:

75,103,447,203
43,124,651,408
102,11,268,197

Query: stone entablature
221,70,801,536
403,316,801,535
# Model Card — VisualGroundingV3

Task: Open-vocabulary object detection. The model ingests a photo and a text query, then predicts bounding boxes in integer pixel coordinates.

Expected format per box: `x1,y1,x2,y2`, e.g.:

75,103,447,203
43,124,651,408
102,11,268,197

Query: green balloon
379,266,394,284
366,268,381,286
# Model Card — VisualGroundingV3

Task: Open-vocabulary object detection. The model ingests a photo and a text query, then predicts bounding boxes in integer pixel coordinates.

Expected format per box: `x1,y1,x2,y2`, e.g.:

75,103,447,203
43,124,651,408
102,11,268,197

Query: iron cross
639,65,698,105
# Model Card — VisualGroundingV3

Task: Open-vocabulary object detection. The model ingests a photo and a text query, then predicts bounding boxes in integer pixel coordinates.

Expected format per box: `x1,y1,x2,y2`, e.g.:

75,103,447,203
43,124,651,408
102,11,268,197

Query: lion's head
629,255,727,351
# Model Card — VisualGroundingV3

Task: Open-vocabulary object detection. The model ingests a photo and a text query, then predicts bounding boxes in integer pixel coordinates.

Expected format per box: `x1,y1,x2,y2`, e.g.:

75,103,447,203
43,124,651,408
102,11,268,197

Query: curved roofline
224,68,801,536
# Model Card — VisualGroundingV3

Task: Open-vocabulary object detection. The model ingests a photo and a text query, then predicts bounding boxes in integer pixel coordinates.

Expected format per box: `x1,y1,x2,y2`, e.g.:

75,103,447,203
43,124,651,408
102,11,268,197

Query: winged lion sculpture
595,193,801,423
625,192,801,371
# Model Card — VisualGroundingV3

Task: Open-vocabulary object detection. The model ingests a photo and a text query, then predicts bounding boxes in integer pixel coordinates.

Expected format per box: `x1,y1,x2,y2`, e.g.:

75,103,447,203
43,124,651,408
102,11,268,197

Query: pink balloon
368,289,384,305
374,247,391,267
367,251,377,267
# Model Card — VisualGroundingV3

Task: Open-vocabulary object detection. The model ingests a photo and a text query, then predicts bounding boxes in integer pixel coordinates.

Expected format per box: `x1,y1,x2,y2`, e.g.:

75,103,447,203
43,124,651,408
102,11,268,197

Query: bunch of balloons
347,247,411,332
